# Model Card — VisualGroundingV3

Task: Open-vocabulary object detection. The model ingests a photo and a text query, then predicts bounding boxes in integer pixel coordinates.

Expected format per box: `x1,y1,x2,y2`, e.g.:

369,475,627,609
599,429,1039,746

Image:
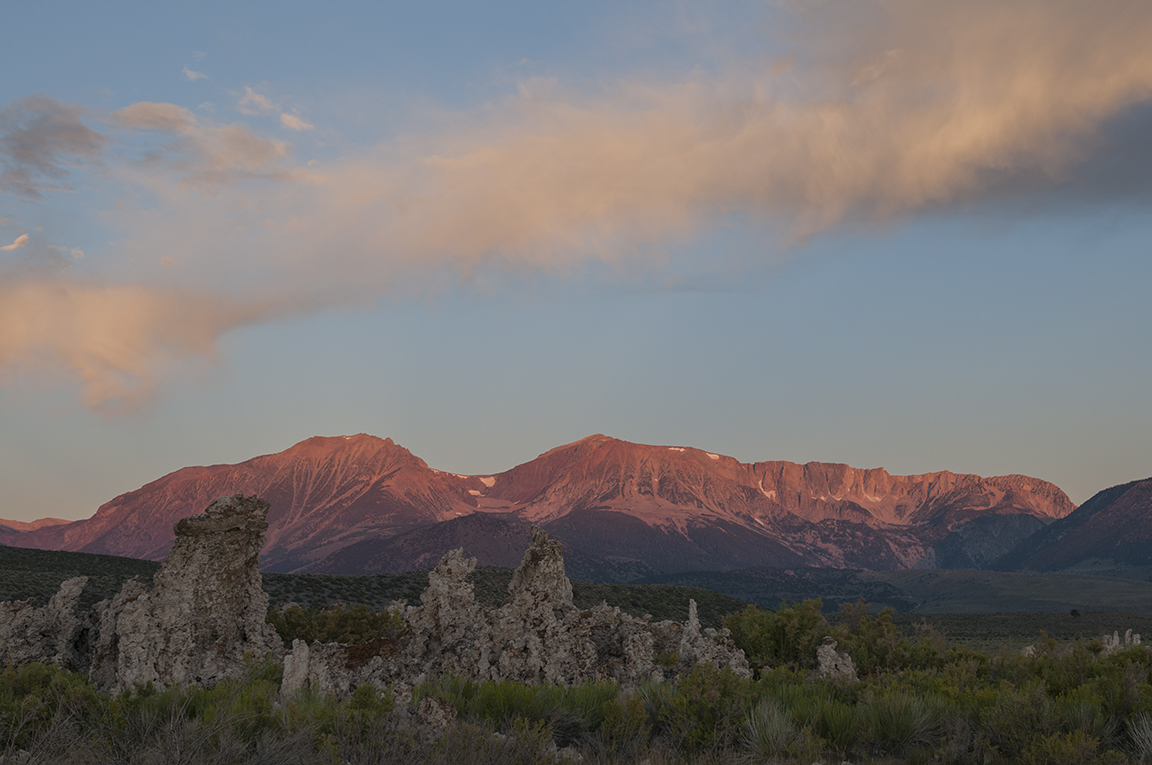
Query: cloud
237,86,274,115
0,95,107,199
7,0,1152,413
111,101,290,187
1,234,28,252
46,244,84,258
182,66,207,82
114,102,198,133
184,0,1146,287
98,0,1152,304
0,275,286,414
280,113,313,131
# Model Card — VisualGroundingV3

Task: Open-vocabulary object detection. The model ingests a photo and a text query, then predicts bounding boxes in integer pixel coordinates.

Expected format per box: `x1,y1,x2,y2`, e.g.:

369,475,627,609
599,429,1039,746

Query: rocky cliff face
485,435,1072,572
4,433,1075,576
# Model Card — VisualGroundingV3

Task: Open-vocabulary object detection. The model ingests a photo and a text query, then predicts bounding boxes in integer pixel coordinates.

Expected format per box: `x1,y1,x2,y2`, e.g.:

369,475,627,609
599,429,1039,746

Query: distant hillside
0,545,160,611
640,566,1152,614
996,477,1152,576
304,512,658,582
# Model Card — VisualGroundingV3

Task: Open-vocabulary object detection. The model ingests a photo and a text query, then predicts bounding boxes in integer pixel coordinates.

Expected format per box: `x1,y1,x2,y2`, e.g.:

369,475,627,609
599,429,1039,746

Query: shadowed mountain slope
997,477,1152,576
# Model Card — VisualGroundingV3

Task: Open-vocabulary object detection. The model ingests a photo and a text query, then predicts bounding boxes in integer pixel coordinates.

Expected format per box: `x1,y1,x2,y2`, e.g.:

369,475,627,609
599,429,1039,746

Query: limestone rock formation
281,526,750,699
90,495,283,692
1102,629,1143,656
487,526,598,685
0,576,91,673
1,505,748,700
815,636,857,683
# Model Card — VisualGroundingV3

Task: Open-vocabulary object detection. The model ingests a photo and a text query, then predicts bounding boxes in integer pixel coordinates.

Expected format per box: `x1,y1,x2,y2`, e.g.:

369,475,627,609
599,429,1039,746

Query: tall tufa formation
281,525,751,698
90,495,283,692
3,505,748,698
0,576,92,673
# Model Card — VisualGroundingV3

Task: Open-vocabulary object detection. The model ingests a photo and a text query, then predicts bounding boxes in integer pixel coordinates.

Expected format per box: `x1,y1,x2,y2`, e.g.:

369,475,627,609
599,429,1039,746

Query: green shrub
0,663,99,748
657,664,753,751
829,599,911,675
598,690,651,755
982,681,1058,759
1129,712,1152,763
814,698,861,756
348,682,394,717
1018,730,1107,765
864,691,937,756
743,698,796,759
419,677,614,747
724,599,828,669
268,603,406,646
1055,691,1118,744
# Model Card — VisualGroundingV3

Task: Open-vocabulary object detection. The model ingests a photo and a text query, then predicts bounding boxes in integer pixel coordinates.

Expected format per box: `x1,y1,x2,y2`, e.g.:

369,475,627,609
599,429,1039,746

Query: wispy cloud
182,66,207,82
0,95,107,199
1,234,28,251
47,244,84,258
279,113,313,131
111,101,290,187
237,86,274,115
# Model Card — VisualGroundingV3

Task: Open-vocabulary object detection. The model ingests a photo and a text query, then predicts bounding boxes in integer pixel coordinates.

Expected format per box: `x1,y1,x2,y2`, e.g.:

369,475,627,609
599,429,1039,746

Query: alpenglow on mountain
0,434,1075,578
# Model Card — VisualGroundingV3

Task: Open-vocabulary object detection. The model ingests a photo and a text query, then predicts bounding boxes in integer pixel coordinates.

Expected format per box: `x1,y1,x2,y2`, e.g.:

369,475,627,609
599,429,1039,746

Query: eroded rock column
91,494,283,692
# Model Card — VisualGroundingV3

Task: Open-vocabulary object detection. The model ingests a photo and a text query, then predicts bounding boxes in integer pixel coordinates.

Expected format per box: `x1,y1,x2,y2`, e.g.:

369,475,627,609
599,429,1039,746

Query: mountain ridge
3,433,1078,576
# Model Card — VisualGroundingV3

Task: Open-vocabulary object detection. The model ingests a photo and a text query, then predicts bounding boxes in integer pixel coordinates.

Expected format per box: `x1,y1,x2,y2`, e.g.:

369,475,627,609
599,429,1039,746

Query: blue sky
1,0,1150,522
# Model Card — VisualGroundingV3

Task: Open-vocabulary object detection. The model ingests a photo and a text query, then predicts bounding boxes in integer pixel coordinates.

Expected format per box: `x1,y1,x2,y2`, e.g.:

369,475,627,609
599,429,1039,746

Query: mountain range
5,433,1134,581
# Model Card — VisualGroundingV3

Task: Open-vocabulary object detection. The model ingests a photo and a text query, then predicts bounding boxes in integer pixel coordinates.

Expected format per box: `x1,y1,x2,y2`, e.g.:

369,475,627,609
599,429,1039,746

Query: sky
1,0,1150,522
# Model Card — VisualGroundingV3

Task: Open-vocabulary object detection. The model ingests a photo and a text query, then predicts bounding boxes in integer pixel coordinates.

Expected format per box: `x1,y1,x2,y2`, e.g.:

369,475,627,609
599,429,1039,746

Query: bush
1129,712,1152,763
982,681,1059,759
0,663,99,749
419,676,616,747
598,690,651,755
654,664,753,751
813,698,861,756
829,599,911,675
1018,730,1106,765
864,691,938,756
724,599,828,669
268,602,406,646
743,698,796,759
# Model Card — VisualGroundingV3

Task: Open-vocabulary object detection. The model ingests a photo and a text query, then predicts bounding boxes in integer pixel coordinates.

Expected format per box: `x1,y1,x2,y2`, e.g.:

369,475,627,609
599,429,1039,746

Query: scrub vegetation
5,597,1152,763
